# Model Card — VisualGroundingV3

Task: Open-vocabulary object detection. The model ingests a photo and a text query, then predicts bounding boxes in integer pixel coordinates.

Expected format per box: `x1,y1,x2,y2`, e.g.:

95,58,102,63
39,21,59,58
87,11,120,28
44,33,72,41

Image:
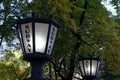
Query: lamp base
23,53,52,62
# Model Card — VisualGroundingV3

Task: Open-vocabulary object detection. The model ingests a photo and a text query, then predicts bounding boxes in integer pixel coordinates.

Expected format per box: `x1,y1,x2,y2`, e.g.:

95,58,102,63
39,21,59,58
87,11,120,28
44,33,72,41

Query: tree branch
70,29,96,46
51,58,67,80
0,36,4,46
80,0,88,25
0,0,3,3
51,0,89,80
57,58,67,80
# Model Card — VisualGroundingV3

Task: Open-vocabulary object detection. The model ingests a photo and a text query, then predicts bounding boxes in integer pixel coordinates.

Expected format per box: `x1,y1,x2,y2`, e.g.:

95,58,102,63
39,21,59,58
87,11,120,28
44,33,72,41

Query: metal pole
30,61,44,78
23,60,53,80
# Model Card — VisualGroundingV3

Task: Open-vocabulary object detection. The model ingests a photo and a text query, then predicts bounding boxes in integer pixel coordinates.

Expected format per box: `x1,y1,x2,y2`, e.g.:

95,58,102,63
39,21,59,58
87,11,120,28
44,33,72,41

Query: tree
0,0,30,48
0,0,120,80
0,50,29,80
104,0,120,79
26,0,120,80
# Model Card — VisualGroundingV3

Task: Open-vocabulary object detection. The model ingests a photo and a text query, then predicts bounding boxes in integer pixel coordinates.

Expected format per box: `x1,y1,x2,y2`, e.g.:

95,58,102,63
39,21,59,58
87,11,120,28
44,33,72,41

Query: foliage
0,0,31,48
103,0,120,79
0,50,30,80
0,0,120,80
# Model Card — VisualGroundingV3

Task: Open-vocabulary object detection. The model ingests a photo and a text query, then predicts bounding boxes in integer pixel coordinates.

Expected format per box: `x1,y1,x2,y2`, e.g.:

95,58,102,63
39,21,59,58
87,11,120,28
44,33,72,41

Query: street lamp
79,56,101,80
17,13,60,80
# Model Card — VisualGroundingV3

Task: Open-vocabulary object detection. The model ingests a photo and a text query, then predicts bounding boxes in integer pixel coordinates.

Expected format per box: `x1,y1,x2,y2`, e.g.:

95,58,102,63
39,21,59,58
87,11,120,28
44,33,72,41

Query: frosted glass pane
21,23,33,53
84,60,90,76
47,25,58,55
91,60,97,76
97,61,100,73
35,23,49,53
79,61,85,76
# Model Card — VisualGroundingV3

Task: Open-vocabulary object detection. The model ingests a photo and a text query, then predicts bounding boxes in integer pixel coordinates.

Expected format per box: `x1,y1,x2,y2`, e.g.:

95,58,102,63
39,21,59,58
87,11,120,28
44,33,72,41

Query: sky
102,0,117,15
28,0,32,3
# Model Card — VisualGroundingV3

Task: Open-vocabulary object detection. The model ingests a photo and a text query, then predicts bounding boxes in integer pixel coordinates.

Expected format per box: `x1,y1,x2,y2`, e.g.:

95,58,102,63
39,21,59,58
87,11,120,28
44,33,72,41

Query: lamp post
17,13,60,80
79,56,101,80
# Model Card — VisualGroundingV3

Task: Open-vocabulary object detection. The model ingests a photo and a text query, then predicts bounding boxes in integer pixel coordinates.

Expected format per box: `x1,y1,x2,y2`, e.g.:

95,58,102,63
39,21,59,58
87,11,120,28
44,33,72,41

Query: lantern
79,56,100,80
17,13,60,61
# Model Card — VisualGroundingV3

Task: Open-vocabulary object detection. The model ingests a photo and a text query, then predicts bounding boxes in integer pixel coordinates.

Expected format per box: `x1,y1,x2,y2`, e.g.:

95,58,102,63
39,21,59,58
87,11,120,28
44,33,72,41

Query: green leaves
0,50,30,80
0,0,120,79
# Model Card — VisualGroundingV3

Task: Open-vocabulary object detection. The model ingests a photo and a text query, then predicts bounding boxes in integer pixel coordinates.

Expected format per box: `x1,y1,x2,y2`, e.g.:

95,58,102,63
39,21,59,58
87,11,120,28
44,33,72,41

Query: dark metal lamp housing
17,14,60,61
79,56,101,80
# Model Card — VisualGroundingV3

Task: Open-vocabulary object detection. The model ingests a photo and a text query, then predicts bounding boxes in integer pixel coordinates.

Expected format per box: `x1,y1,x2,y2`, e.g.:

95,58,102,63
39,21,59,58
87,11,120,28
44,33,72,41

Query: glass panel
35,23,49,53
79,61,85,76
21,23,33,54
47,25,58,55
91,60,97,76
84,60,90,76
96,61,100,75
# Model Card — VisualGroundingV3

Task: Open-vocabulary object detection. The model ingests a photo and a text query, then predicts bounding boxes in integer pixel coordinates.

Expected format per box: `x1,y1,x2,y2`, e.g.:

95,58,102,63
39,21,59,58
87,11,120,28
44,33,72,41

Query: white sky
102,0,117,15
28,0,32,3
